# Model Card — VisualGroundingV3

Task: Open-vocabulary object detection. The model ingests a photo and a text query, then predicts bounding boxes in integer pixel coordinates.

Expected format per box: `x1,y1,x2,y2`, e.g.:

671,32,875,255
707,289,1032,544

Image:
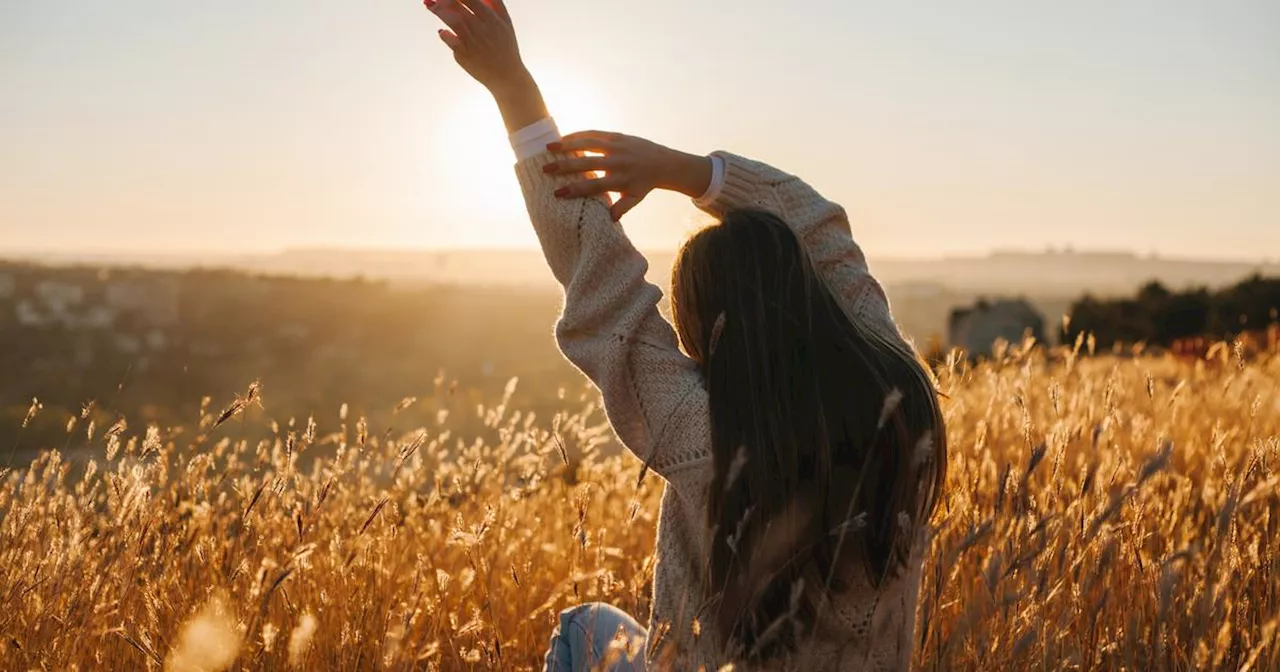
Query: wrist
662,150,714,199
488,68,549,134
487,67,536,104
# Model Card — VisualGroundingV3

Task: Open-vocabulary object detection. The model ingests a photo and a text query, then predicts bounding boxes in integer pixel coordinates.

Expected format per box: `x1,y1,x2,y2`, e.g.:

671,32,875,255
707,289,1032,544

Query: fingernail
542,163,558,173
554,187,570,198
546,142,562,152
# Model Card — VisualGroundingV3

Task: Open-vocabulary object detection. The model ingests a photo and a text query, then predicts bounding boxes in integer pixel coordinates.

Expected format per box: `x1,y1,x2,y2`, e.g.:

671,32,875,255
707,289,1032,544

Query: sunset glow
426,72,613,247
1,1,1277,258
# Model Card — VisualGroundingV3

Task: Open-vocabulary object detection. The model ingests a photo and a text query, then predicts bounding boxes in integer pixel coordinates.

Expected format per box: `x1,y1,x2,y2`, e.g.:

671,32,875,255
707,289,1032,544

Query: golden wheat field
2,338,1278,671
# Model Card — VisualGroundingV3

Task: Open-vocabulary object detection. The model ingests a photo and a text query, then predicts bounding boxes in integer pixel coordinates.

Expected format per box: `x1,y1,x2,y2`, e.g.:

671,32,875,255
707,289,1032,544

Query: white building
948,299,1045,356
34,280,85,315
105,279,180,326
16,300,48,327
79,305,118,329
113,334,143,354
145,329,168,351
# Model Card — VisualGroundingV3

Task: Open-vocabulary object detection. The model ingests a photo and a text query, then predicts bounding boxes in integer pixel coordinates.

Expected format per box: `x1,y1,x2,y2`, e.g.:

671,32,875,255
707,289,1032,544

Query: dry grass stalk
0,340,1275,670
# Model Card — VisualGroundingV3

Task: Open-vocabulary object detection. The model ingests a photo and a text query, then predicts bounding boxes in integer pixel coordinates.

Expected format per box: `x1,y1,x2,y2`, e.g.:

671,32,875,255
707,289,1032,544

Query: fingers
541,156,615,175
561,130,622,143
553,175,626,199
426,0,473,41
438,28,463,51
553,131,624,154
609,195,644,222
487,0,512,22
457,0,498,22
429,0,504,52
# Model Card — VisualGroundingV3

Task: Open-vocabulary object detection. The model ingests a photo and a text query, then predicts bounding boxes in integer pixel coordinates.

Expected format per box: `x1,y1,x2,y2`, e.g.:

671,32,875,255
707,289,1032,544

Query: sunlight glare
428,72,611,247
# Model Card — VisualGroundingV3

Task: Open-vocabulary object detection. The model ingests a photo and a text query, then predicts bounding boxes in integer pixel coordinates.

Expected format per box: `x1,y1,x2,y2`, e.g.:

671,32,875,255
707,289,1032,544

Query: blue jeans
544,603,648,672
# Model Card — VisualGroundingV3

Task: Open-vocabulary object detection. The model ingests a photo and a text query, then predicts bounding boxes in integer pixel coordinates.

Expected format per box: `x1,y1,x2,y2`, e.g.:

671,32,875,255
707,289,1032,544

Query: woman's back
419,5,944,668
644,474,930,670
516,148,945,669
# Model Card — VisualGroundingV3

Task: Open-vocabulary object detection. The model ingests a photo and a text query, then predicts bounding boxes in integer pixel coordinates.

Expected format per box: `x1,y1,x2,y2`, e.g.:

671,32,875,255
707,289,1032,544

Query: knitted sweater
515,150,926,670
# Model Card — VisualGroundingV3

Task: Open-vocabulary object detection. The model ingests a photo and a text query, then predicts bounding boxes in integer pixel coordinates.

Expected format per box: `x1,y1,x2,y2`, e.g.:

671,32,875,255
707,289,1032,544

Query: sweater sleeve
514,151,713,497
693,152,902,341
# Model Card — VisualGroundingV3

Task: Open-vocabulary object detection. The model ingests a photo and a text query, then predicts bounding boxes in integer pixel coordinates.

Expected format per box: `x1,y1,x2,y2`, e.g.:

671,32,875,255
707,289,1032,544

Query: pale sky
2,0,1278,259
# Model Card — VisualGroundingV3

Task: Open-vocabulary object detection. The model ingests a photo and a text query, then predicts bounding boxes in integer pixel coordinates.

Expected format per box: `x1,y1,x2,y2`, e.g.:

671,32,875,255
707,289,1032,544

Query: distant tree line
0,262,584,457
1063,275,1280,348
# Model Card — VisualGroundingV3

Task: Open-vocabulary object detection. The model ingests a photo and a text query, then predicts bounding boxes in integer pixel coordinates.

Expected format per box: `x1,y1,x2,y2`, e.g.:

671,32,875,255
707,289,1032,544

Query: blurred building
105,278,180,326
4,269,180,336
948,298,1045,356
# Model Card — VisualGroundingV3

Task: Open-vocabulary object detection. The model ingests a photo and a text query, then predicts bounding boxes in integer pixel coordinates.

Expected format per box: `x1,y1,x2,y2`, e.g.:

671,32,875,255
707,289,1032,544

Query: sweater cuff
693,154,726,205
510,118,561,162
692,151,771,215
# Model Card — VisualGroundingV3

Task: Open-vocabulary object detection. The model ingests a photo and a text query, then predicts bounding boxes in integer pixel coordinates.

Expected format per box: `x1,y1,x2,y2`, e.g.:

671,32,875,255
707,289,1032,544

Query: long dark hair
670,209,947,659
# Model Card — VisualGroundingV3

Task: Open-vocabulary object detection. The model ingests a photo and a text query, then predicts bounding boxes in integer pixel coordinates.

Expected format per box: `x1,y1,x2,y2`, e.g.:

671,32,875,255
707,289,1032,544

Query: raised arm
693,153,900,337
425,0,713,495
547,137,902,342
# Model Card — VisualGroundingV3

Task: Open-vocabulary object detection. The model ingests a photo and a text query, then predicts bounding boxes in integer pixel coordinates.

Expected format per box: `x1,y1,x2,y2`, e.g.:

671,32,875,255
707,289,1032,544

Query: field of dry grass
2,338,1278,670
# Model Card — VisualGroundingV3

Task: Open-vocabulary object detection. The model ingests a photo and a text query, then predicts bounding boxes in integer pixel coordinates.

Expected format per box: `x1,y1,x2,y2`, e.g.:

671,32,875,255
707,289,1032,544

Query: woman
424,1,947,669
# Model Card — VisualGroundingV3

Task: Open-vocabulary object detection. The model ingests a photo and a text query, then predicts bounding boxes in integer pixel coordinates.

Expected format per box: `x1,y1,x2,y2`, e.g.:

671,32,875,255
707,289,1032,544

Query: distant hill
10,248,1278,298
872,251,1280,296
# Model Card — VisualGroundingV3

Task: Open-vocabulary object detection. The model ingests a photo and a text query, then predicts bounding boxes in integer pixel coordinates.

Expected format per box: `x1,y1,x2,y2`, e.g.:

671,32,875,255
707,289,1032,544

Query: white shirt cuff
510,118,562,162
694,154,727,205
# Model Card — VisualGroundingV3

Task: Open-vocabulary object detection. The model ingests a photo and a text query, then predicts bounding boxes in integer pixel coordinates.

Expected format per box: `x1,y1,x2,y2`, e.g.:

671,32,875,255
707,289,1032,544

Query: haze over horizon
5,243,1278,267
3,0,1278,260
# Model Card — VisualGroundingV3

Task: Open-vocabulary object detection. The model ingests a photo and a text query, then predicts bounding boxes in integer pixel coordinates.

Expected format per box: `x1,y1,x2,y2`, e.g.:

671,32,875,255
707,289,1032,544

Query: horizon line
2,245,1278,267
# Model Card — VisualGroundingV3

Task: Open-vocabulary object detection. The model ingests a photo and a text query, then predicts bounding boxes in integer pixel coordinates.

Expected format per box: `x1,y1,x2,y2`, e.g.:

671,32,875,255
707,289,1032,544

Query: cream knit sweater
516,150,926,671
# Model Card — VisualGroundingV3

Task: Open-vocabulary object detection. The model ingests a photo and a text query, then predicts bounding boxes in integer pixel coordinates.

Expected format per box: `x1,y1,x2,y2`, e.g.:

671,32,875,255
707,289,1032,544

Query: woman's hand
543,132,713,221
427,0,522,93
426,0,547,131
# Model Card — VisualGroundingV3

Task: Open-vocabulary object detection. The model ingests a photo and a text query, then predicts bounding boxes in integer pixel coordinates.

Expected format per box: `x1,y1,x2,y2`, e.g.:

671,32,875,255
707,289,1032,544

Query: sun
427,73,612,248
